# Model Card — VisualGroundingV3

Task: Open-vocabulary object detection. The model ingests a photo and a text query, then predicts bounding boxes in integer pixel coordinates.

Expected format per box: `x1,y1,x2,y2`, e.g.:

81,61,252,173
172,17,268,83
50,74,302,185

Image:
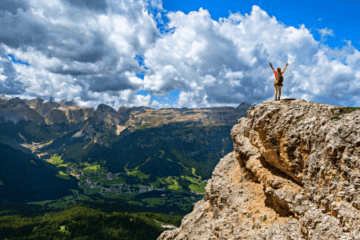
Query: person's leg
278,86,282,100
274,85,278,100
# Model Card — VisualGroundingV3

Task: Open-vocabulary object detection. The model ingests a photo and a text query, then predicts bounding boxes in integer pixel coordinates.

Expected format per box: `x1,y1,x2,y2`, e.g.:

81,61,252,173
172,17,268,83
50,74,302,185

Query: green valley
0,97,251,239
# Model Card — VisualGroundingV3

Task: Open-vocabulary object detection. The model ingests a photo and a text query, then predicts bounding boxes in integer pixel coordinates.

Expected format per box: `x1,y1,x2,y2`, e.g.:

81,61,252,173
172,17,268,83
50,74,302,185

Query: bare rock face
158,99,360,240
0,97,45,125
23,97,95,125
43,108,68,124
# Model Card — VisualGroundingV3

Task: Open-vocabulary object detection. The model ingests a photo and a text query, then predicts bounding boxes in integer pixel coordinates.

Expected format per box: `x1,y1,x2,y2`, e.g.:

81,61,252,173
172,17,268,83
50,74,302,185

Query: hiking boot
274,97,277,101
278,98,280,101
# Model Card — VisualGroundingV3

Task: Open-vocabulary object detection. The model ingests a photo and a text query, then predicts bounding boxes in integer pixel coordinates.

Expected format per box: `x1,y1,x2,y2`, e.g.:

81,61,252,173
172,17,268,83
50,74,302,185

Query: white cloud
142,5,360,106
201,75,217,86
0,0,160,108
316,27,335,42
318,27,334,37
0,75,6,82
143,5,322,105
0,2,359,110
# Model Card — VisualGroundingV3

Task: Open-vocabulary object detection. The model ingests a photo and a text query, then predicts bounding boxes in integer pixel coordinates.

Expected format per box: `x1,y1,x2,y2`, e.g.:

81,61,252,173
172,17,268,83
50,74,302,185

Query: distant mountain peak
236,102,251,108
96,104,117,113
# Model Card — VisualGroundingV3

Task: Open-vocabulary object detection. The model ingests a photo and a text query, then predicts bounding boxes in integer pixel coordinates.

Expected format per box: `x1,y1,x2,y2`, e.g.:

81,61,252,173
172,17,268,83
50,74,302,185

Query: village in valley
23,140,207,212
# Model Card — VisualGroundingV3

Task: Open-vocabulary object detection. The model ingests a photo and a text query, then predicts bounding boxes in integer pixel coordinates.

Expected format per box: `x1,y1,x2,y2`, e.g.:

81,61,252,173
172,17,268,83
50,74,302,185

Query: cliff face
0,97,94,128
0,97,45,125
158,99,360,240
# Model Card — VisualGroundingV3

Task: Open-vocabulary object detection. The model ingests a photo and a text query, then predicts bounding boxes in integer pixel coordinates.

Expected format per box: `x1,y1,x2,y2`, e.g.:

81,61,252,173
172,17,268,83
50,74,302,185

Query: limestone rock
0,97,45,125
157,99,360,240
23,97,95,125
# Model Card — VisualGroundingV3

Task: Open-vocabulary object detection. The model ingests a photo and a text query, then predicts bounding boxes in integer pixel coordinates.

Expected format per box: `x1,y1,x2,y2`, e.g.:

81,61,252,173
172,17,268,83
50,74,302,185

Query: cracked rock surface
158,99,360,240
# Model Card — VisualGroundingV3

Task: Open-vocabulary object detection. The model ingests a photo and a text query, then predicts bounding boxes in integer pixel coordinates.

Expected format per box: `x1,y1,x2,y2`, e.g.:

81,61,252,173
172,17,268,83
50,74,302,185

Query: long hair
277,68,282,74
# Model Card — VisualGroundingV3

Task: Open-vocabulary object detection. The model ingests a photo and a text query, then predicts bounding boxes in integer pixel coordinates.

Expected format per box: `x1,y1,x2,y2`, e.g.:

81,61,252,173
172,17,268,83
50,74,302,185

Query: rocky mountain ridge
0,96,253,150
158,99,360,240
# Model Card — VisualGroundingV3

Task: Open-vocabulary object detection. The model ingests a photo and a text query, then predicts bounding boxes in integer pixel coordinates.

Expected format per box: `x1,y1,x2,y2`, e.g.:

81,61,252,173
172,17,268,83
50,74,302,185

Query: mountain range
0,95,254,205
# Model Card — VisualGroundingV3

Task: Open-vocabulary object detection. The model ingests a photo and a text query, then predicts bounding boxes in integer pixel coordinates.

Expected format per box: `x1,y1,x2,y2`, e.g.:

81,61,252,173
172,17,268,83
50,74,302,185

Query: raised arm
269,62,275,71
283,63,289,73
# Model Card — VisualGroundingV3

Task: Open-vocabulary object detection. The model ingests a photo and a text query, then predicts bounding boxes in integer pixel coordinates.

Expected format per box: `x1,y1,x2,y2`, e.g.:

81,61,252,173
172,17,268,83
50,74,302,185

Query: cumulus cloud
316,27,335,42
318,27,334,38
0,0,161,109
62,0,108,13
142,5,360,107
0,1,359,111
0,0,30,15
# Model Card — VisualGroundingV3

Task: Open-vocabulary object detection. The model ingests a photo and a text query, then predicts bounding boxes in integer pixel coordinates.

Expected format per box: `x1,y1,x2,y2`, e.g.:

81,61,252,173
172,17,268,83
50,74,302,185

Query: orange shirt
274,71,284,80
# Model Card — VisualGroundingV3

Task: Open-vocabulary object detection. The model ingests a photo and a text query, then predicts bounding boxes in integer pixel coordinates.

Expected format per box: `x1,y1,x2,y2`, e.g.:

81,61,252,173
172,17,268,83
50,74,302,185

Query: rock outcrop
0,97,45,125
158,99,360,240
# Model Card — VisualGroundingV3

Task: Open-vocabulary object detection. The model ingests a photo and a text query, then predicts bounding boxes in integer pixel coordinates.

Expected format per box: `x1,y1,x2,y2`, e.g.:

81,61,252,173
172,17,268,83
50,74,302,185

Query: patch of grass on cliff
331,107,360,120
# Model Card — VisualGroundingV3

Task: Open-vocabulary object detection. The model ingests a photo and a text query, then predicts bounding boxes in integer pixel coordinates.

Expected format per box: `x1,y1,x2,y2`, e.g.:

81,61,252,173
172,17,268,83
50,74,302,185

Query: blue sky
161,0,360,53
0,0,360,110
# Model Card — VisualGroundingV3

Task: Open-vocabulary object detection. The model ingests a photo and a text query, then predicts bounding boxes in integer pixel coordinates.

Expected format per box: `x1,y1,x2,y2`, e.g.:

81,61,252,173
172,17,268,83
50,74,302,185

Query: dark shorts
274,84,283,87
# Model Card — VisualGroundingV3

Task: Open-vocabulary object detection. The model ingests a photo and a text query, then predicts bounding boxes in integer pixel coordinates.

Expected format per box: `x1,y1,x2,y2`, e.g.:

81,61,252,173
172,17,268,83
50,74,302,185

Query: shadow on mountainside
0,143,81,204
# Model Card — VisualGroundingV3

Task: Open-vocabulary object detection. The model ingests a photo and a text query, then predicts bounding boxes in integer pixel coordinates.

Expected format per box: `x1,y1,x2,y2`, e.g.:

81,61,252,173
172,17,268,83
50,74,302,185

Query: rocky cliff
0,97,95,152
158,99,360,240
